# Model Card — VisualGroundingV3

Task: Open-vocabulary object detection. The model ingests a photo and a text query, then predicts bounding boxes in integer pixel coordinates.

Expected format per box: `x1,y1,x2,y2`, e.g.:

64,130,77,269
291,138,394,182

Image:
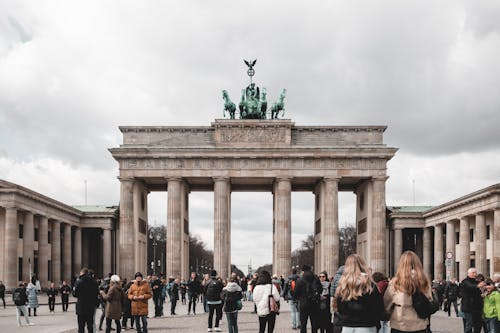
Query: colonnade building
0,179,118,289
388,183,500,281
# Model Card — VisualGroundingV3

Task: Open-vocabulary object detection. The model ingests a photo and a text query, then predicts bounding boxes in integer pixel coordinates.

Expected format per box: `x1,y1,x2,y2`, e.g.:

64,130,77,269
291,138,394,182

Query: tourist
202,273,210,313
231,272,240,286
481,278,500,333
0,280,5,309
187,272,202,315
253,270,281,333
222,277,243,333
128,271,152,333
47,282,58,313
27,276,39,316
384,251,435,333
74,267,100,333
121,281,134,330
248,273,259,313
271,274,282,295
205,270,224,332
460,268,485,333
444,278,460,317
150,274,163,317
180,279,187,304
372,272,390,333
318,271,333,333
60,280,72,312
240,277,248,301
100,275,124,333
13,282,33,326
295,265,322,333
282,268,300,330
169,278,180,315
333,255,383,333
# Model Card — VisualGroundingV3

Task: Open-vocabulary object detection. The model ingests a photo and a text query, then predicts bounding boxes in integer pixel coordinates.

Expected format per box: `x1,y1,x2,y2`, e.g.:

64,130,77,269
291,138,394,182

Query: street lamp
149,230,161,275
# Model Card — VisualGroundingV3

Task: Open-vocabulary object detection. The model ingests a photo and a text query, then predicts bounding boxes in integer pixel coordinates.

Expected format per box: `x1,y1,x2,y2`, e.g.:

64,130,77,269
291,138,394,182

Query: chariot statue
222,59,286,120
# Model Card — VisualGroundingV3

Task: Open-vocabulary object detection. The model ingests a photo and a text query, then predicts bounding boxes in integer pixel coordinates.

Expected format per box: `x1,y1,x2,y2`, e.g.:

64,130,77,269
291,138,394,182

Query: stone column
167,178,182,278
434,224,444,280
5,207,18,289
423,227,432,278
446,221,456,280
62,223,72,281
274,177,292,277
393,227,403,272
321,178,339,276
459,217,470,280
38,216,49,287
23,211,34,281
493,209,500,274
371,177,388,274
118,178,134,279
475,213,487,275
51,220,61,283
73,227,82,276
214,177,231,278
103,228,112,275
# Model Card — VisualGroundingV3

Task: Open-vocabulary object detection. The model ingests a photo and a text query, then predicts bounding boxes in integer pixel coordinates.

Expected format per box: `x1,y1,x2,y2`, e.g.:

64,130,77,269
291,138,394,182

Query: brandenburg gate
109,60,397,280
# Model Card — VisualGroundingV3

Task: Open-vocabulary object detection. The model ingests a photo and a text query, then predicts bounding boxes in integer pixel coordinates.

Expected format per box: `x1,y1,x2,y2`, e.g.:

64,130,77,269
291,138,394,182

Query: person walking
444,278,460,317
150,274,163,317
460,268,485,333
202,273,211,313
100,275,124,333
253,270,281,333
13,282,34,326
169,278,180,315
295,265,323,333
180,280,187,305
318,271,333,333
282,268,301,330
384,251,435,333
121,281,134,331
0,280,6,309
60,280,72,312
222,277,243,333
205,270,224,332
47,282,58,313
482,278,500,333
334,255,383,333
73,267,100,333
128,272,152,333
187,272,202,315
27,277,39,316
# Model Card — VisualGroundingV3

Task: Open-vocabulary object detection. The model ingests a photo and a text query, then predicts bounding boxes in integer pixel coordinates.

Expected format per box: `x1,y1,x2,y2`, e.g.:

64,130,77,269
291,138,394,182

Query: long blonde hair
335,254,373,301
392,251,430,294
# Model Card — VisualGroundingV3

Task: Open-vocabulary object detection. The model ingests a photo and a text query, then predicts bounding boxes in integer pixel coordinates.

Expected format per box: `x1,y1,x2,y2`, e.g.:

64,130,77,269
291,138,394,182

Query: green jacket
483,290,500,319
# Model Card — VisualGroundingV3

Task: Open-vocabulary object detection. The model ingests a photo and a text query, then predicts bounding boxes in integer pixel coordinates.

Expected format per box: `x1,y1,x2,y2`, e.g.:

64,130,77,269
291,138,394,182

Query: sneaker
207,329,213,332
214,328,221,332
28,322,35,326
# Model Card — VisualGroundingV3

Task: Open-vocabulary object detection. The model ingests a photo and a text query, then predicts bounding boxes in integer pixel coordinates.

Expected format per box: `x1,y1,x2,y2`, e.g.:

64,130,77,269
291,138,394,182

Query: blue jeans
289,300,300,329
485,317,497,333
463,312,482,333
134,315,148,333
226,312,238,333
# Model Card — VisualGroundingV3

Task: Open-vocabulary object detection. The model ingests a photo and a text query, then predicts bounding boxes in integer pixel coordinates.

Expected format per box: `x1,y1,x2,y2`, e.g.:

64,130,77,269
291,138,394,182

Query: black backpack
13,289,24,306
412,290,439,319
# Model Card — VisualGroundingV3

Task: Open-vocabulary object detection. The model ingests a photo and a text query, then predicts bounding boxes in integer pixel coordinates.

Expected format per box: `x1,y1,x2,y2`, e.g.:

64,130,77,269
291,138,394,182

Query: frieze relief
219,128,287,143
122,158,385,170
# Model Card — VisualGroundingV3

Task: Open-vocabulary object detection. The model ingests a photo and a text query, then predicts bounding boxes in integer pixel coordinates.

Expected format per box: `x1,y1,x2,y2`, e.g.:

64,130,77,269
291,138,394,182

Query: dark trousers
181,293,186,304
122,315,134,328
391,329,427,333
28,308,37,316
258,313,276,333
226,312,238,333
153,296,162,316
62,296,69,311
134,315,148,333
300,307,319,333
1,296,5,308
49,297,56,311
188,295,197,314
78,314,94,333
171,299,177,315
208,304,223,328
446,298,458,316
463,312,483,333
106,318,121,333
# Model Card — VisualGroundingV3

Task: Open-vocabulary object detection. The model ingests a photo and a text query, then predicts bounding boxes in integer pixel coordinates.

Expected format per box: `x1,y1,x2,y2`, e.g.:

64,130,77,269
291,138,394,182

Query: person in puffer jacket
253,270,281,333
222,277,243,333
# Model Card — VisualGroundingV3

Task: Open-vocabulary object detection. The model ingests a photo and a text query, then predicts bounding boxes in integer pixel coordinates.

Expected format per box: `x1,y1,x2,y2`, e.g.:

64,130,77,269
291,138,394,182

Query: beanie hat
210,270,217,277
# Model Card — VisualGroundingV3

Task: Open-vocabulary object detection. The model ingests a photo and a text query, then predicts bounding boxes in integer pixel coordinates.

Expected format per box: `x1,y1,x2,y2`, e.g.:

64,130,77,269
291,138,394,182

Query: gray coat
27,284,39,308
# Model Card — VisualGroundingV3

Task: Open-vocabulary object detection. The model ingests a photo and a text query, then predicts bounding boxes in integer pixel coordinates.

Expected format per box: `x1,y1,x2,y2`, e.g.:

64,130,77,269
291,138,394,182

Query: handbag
268,285,280,314
236,299,243,311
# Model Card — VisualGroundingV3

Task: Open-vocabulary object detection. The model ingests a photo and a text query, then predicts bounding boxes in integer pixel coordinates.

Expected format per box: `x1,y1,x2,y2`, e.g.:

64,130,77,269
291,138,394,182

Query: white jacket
253,284,280,316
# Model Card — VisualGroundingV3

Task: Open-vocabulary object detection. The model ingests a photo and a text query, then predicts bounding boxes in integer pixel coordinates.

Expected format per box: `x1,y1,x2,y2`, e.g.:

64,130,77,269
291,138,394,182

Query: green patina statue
222,59,286,120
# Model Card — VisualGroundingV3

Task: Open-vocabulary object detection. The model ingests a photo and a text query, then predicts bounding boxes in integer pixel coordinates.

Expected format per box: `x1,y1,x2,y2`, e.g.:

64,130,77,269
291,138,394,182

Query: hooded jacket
222,282,243,313
73,273,99,316
128,280,152,316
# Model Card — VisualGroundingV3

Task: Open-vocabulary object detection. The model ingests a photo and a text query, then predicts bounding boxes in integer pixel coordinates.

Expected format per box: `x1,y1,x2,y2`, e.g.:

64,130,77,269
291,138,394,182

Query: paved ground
0,294,464,332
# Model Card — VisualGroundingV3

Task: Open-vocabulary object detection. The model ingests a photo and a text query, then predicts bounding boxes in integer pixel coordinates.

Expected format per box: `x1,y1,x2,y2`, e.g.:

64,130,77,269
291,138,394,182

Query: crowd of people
2,250,500,333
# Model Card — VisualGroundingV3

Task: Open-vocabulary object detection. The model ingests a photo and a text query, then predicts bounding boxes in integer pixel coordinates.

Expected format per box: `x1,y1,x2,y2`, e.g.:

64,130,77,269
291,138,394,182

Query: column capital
118,176,134,182
372,176,389,182
212,176,230,183
275,176,292,182
323,177,340,183
166,177,183,182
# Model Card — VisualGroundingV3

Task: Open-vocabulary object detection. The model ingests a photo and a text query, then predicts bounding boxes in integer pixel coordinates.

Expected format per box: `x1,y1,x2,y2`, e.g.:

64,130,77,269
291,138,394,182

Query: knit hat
210,270,217,277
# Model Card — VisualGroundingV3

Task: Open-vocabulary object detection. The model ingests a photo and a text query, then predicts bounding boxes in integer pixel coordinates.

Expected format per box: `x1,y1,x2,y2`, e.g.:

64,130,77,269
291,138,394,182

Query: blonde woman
384,251,433,333
334,254,384,333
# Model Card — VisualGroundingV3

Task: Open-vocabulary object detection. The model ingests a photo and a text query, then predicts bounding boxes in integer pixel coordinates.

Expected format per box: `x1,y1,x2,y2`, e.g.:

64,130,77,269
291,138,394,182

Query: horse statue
271,89,287,119
222,90,236,119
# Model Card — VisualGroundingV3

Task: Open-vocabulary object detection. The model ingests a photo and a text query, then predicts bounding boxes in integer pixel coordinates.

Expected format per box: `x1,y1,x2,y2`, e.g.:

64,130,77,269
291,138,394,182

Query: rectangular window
456,232,460,244
470,229,474,242
19,224,24,239
487,225,491,240
470,259,475,268
34,228,39,242
48,230,52,244
487,259,491,277
18,257,23,281
48,260,52,282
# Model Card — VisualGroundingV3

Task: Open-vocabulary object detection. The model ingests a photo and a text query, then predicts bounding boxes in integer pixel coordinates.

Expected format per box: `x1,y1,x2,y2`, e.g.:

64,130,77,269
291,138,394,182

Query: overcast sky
1,0,499,273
